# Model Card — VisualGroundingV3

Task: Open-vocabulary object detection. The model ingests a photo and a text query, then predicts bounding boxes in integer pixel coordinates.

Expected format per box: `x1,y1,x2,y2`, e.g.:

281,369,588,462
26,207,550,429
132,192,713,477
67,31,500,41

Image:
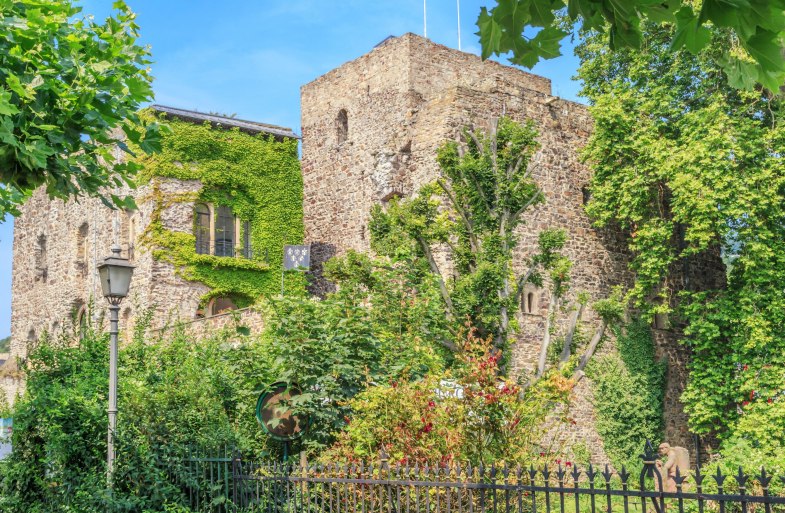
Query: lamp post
96,244,134,485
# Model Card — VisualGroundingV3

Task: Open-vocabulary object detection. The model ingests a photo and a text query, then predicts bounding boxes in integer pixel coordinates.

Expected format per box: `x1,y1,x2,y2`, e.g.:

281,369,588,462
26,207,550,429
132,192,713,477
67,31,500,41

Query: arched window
77,223,89,272
76,306,88,340
210,296,237,316
194,203,211,255
27,329,36,342
336,109,348,144
521,287,540,315
215,205,235,257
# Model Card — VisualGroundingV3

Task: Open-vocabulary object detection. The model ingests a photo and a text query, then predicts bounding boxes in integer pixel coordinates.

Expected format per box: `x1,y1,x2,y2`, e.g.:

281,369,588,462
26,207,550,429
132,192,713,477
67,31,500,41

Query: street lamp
96,244,134,485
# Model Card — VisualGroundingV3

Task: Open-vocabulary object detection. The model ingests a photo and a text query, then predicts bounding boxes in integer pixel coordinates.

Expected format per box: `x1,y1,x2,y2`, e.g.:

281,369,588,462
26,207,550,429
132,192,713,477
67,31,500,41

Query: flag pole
457,0,462,50
424,0,427,38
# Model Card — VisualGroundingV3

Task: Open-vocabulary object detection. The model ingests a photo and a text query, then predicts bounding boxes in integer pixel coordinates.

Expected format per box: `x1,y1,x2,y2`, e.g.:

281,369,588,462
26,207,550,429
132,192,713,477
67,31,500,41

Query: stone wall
301,33,724,464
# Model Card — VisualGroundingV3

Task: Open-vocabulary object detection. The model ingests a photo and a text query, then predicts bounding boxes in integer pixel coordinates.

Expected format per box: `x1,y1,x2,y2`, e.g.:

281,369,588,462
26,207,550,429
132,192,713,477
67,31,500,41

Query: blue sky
0,0,583,339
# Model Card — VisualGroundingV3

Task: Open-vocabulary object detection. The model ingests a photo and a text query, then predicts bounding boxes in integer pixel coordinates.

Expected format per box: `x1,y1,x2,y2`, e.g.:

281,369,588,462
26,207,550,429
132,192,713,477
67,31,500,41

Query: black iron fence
180,443,785,513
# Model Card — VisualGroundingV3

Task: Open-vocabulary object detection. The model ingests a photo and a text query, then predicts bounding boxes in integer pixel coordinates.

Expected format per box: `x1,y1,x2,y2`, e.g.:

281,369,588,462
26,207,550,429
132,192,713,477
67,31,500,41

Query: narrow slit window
336,109,348,144
194,203,211,255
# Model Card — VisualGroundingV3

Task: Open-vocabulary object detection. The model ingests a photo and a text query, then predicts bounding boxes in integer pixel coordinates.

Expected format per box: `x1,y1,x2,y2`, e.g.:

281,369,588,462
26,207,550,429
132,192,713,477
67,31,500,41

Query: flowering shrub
325,327,574,465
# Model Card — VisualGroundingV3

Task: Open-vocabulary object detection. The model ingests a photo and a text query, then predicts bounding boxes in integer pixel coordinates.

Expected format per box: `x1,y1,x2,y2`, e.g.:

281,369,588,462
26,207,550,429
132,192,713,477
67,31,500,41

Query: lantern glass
97,250,134,299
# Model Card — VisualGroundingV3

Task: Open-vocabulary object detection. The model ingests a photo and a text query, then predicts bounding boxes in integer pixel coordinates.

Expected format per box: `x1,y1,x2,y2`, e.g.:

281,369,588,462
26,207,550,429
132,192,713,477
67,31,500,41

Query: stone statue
657,443,690,493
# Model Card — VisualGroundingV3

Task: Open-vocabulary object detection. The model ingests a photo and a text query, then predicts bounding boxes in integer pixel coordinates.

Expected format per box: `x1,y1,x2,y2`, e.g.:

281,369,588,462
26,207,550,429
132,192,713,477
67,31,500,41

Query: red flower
743,364,749,371
750,390,755,400
768,398,774,404
566,462,572,467
539,452,545,457
555,459,562,465
423,423,433,433
742,400,750,407
428,400,435,409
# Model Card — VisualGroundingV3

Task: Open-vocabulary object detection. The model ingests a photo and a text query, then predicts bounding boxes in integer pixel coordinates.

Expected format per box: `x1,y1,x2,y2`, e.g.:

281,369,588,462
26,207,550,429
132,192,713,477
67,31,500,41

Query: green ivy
586,319,665,472
135,113,305,305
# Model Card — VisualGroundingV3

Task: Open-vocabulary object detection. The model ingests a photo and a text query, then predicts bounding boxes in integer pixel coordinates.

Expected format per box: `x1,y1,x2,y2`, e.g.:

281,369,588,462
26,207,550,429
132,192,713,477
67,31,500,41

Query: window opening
194,203,211,255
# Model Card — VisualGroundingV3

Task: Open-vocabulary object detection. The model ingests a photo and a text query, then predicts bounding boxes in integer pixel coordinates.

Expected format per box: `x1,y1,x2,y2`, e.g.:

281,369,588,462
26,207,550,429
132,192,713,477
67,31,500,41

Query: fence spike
674,466,687,486
735,466,749,488
619,464,629,485
502,462,510,479
516,464,523,481
479,463,485,477
587,463,596,481
571,465,581,482
758,467,772,489
528,464,537,481
692,466,703,486
713,466,727,487
601,464,612,483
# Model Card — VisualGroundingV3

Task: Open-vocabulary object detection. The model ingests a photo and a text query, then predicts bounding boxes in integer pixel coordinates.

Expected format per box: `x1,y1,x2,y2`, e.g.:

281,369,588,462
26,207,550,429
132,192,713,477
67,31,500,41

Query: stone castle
5,34,725,462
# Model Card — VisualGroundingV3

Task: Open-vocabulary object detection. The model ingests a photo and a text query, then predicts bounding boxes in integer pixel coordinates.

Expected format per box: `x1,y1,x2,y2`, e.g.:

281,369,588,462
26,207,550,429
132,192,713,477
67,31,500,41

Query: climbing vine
135,113,304,306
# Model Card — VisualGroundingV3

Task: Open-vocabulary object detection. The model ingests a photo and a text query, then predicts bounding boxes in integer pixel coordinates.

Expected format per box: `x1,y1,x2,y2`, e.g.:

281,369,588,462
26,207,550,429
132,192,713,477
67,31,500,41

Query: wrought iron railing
178,443,785,513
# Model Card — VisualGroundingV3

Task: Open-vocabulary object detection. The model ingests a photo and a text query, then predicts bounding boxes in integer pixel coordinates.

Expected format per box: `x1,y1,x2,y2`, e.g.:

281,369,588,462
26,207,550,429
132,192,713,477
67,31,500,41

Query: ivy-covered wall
136,113,304,306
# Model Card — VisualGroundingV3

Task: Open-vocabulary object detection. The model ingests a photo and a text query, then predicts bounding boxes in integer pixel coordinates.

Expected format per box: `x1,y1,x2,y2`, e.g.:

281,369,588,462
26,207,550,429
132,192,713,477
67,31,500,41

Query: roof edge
149,104,300,139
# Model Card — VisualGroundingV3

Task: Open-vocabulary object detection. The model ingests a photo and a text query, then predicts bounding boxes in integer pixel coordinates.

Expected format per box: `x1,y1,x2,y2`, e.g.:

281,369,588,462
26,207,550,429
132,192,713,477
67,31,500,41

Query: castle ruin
6,33,726,463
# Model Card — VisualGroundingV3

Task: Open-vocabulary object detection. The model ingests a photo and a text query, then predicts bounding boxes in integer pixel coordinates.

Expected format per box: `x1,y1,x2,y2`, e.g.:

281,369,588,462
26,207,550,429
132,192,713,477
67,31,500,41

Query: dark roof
150,105,299,139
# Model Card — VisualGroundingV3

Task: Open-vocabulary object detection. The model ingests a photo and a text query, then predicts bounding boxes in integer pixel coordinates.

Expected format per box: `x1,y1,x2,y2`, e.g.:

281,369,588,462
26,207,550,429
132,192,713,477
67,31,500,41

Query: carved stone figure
657,442,690,493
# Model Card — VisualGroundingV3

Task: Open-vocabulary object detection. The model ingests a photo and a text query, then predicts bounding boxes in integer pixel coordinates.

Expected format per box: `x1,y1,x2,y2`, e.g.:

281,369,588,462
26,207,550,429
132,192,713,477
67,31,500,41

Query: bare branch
575,320,608,373
559,302,585,366
511,190,543,224
536,291,557,378
417,236,455,320
437,178,479,253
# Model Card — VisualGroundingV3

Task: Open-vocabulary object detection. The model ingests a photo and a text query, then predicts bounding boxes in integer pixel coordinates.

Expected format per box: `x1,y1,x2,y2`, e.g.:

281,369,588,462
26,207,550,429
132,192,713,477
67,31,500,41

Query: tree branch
536,291,557,378
417,236,455,320
575,319,608,373
559,302,585,366
437,178,479,253
511,190,543,224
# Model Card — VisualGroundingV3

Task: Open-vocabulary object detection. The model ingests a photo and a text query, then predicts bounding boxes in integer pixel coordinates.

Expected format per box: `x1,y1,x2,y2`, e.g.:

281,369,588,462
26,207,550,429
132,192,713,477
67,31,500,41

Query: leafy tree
372,118,623,376
576,23,785,449
477,0,785,91
0,0,163,219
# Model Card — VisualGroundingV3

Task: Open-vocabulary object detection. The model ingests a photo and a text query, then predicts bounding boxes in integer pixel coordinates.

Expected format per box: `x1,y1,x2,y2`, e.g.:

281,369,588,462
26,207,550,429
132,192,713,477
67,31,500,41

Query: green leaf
671,6,711,54
744,29,785,73
0,90,19,116
530,26,567,61
477,7,504,59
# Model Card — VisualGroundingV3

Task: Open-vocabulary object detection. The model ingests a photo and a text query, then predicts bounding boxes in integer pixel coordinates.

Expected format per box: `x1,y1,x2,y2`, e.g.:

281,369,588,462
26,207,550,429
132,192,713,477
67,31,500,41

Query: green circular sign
255,382,309,442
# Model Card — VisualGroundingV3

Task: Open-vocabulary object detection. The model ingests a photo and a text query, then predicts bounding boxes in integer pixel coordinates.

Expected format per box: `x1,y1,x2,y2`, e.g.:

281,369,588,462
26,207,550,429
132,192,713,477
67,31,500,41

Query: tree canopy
0,0,162,219
477,0,785,92
577,22,785,450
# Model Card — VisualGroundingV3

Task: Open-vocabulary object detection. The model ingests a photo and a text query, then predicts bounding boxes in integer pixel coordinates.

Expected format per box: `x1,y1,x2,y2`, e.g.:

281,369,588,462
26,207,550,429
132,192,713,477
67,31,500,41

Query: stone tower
301,33,631,360
301,33,724,460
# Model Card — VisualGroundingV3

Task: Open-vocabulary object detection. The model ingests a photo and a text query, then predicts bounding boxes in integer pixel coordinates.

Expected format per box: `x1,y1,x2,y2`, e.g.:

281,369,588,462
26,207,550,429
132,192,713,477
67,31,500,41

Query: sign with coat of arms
283,245,310,270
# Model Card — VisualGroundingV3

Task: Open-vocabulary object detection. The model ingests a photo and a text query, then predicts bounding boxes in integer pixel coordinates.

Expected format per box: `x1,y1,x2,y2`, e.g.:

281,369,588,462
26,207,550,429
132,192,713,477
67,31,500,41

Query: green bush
587,319,665,472
0,322,276,512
